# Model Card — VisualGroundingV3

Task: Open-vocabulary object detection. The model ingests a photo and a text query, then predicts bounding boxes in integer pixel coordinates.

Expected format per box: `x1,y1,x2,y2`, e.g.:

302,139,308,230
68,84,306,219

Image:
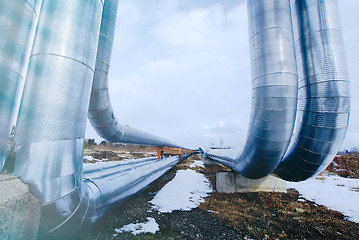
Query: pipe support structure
0,0,41,171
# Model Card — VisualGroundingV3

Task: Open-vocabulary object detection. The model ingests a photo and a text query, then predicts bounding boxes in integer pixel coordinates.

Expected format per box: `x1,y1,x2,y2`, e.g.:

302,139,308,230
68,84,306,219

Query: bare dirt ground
83,150,359,239
199,161,359,239
326,154,359,179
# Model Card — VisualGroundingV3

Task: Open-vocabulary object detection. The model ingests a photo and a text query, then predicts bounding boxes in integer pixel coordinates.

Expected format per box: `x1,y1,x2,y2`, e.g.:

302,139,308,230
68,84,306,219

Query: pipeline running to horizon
0,0,350,238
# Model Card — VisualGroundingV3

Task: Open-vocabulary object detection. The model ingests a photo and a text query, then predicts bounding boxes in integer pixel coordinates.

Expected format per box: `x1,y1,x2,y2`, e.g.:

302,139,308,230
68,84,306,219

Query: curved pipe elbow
219,0,298,179
205,0,350,181
88,0,181,149
274,0,350,182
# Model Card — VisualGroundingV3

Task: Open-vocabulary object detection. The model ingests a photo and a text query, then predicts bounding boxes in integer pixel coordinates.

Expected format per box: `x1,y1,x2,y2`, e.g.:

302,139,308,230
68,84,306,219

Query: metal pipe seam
29,53,96,72
275,0,350,181
23,1,41,17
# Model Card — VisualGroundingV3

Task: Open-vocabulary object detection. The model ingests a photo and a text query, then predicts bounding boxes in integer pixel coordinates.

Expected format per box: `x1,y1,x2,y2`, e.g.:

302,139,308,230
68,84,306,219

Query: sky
85,0,359,151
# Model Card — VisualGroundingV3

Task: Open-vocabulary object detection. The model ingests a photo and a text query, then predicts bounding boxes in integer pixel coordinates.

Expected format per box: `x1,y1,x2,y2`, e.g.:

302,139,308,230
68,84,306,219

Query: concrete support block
216,171,287,193
0,175,40,240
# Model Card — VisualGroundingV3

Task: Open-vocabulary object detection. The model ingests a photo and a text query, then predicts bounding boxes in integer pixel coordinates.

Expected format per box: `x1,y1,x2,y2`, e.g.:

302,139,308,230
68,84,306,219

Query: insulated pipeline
208,0,350,182
0,0,352,238
213,0,298,179
11,0,103,236
0,0,41,170
83,156,180,218
88,0,181,148
6,0,186,237
274,0,350,181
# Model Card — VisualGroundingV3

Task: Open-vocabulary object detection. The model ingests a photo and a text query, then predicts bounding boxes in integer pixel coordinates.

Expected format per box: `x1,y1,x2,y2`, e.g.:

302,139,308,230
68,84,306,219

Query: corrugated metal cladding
0,0,350,237
205,0,350,181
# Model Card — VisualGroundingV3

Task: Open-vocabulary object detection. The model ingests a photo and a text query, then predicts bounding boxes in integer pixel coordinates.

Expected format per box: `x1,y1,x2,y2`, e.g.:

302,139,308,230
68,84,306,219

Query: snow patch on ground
84,155,93,161
83,155,108,162
150,169,213,213
288,172,359,223
207,210,219,213
114,217,159,236
188,160,205,169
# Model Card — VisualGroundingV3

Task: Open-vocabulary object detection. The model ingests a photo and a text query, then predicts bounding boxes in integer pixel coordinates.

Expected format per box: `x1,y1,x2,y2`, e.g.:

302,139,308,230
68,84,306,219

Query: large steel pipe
0,0,41,170
11,0,103,236
83,156,179,220
213,0,298,179
88,0,181,148
8,1,184,237
275,0,350,181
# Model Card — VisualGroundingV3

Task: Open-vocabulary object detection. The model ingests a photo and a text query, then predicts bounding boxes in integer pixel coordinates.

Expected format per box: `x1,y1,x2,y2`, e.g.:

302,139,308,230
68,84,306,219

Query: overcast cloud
86,0,359,151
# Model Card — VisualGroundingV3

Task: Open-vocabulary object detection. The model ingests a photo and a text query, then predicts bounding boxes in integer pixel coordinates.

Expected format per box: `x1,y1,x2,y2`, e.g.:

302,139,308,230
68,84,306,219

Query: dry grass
83,150,359,239
200,189,359,239
198,156,359,239
326,154,359,178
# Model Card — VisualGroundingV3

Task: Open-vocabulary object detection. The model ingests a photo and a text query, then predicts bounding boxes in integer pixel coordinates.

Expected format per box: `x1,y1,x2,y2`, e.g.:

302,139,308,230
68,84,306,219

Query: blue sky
85,0,359,151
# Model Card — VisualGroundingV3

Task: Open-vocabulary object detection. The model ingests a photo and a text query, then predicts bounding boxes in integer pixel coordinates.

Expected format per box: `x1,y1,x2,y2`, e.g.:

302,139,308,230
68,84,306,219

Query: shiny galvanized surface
0,0,41,170
35,155,179,237
83,156,179,220
10,0,183,237
11,0,103,236
88,0,181,148
214,0,298,179
0,0,350,238
275,0,350,181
